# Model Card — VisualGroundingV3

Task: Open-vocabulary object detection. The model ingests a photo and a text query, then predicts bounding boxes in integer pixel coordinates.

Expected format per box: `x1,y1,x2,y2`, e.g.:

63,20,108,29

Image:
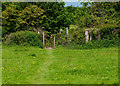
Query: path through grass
30,50,55,84
2,45,118,84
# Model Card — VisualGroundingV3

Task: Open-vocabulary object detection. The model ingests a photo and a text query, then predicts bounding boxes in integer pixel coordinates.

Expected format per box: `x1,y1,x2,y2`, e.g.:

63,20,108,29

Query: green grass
2,45,118,84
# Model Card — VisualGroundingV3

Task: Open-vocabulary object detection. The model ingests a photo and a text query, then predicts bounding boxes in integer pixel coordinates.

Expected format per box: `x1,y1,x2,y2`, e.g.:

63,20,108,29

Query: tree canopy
2,2,120,36
2,2,73,36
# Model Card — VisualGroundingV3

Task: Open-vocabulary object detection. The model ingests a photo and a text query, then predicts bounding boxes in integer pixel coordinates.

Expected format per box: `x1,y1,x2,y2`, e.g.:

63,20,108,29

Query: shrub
67,38,119,49
5,31,43,48
100,25,119,40
68,25,120,49
70,28,85,45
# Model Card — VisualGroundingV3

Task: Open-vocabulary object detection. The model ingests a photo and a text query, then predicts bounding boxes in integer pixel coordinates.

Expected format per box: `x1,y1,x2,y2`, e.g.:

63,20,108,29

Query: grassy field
2,45,118,84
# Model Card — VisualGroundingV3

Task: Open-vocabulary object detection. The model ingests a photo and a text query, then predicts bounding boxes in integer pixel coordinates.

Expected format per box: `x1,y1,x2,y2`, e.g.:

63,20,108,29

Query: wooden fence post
43,32,45,46
85,29,89,43
60,29,62,34
66,27,68,43
60,29,62,45
89,29,92,41
50,34,52,47
54,36,55,48
90,34,92,41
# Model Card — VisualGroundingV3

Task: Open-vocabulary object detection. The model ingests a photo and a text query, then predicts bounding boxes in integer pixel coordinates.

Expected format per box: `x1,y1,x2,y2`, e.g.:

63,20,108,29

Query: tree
2,3,19,36
2,2,75,41
17,4,46,30
73,2,120,28
89,2,120,28
40,2,66,34
74,6,92,28
2,3,46,36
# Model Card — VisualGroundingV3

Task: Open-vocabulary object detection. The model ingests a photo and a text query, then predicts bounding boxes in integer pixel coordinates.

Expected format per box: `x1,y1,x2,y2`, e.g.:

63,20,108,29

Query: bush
68,25,120,49
70,28,85,45
67,38,119,49
5,31,43,48
100,25,119,40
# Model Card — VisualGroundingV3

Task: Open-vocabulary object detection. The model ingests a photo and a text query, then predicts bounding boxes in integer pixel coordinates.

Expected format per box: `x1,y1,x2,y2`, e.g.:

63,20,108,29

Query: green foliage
5,31,43,48
2,2,120,48
2,2,74,37
55,33,62,46
2,4,19,35
89,2,120,27
71,30,85,45
2,3,46,36
91,25,120,40
73,2,120,29
68,24,119,49
33,2,69,34
18,4,46,29
100,25,120,40
83,39,119,49
67,38,119,49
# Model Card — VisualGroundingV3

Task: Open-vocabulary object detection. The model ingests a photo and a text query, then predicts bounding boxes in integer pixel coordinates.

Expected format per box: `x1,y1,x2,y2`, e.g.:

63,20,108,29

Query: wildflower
2,67,4,70
73,67,76,69
102,76,105,79
32,61,35,64
63,65,66,69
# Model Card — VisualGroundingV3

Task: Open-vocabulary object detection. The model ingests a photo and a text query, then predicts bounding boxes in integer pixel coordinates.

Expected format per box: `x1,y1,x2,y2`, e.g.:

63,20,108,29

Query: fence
37,26,120,48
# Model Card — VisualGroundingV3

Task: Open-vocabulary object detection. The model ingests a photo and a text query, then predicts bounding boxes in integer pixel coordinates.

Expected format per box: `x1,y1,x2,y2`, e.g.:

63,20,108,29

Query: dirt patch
45,47,53,50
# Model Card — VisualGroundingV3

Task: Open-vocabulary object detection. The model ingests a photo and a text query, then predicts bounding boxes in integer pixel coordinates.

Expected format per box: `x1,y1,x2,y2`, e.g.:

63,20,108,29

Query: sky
64,2,82,7
63,0,82,7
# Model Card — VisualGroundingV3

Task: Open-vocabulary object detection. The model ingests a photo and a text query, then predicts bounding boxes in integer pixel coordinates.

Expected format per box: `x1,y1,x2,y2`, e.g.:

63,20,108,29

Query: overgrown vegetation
65,24,120,49
4,31,43,48
67,38,119,49
2,2,120,48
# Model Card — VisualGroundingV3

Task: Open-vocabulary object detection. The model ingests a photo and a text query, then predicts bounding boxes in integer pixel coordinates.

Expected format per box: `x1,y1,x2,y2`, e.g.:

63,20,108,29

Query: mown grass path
30,49,55,84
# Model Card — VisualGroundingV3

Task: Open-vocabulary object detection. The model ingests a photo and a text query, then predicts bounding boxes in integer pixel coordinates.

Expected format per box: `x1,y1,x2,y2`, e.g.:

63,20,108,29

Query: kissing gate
42,32,56,48
41,28,69,48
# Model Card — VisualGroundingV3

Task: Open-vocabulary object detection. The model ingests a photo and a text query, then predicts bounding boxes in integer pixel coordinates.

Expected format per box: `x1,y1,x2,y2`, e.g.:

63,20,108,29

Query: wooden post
43,32,45,46
60,29,62,45
54,36,55,48
60,29,62,34
66,28,68,43
90,34,92,41
50,34,52,47
85,29,89,43
89,29,92,41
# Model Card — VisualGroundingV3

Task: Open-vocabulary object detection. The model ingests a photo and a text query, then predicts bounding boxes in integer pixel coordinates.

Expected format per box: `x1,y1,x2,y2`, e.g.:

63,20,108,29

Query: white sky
63,0,82,7
63,0,79,2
